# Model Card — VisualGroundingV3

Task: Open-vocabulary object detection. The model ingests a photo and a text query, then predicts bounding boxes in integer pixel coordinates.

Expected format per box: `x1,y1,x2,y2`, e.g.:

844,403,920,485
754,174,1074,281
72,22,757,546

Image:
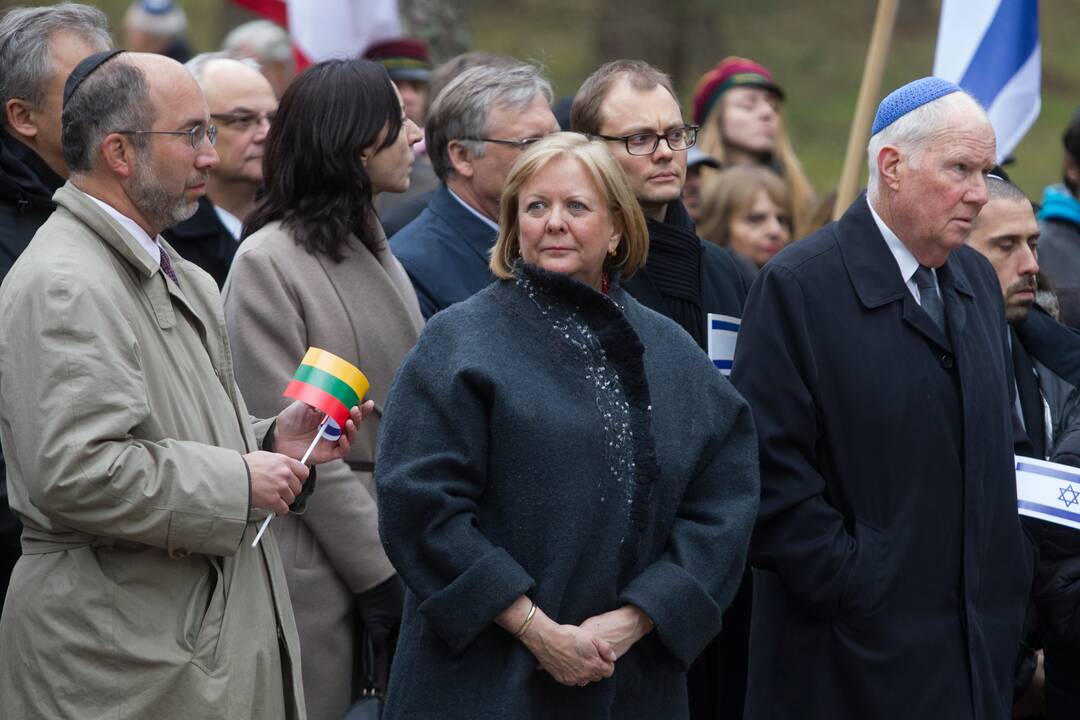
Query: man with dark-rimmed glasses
165,54,277,287
571,58,752,720
572,59,748,347
391,61,559,318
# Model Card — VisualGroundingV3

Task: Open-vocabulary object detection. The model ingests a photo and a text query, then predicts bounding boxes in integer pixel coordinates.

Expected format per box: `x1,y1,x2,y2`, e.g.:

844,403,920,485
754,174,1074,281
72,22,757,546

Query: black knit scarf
640,199,706,347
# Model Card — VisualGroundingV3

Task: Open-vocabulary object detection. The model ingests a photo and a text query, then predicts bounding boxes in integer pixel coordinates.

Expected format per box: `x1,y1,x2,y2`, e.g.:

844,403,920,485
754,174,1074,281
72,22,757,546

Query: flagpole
251,414,331,548
833,0,902,220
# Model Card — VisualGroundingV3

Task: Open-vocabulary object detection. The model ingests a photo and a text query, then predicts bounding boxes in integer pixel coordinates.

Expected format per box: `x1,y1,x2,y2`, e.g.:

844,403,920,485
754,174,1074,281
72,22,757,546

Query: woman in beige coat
223,59,424,720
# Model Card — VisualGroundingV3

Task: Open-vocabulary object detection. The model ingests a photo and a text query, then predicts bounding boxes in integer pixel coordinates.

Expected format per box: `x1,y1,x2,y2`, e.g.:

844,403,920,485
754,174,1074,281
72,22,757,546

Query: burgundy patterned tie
159,246,179,286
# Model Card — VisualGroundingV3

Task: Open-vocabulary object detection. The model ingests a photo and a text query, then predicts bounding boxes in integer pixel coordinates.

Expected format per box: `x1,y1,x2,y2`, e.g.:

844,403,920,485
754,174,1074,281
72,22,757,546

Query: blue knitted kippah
141,0,176,15
871,77,962,135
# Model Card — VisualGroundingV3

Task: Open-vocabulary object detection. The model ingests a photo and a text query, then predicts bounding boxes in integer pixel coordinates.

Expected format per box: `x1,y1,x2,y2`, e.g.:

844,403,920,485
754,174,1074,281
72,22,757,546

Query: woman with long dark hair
222,59,424,720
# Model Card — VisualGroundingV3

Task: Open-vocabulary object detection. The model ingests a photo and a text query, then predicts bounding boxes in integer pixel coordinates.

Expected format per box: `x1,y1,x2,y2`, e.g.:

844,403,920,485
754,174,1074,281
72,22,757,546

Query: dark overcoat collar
836,193,975,351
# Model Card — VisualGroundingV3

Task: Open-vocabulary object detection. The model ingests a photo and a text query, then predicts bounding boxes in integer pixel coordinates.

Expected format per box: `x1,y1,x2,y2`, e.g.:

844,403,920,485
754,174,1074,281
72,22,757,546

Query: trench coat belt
346,460,375,473
20,529,123,555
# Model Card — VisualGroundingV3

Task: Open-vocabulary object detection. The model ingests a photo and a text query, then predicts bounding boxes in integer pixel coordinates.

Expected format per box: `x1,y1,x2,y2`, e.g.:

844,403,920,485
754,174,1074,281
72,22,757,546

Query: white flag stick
251,414,330,548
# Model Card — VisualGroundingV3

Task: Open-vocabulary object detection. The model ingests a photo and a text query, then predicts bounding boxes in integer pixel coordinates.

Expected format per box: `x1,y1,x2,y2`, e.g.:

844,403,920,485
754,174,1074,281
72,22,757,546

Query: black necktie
913,265,945,333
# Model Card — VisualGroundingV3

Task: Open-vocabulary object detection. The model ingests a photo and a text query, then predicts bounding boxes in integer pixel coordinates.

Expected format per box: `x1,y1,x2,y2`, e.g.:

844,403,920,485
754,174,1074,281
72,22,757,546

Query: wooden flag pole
833,0,902,219
251,414,330,548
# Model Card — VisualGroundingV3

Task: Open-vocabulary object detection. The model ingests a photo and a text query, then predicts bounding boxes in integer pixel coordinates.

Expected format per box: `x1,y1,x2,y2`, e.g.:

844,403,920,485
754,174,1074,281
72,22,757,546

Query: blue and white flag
1016,456,1080,530
933,0,1040,163
707,313,740,376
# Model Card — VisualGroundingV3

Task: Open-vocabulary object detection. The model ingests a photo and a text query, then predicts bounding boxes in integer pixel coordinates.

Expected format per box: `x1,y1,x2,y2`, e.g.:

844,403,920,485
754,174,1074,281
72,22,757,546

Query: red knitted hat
692,56,783,126
363,37,432,82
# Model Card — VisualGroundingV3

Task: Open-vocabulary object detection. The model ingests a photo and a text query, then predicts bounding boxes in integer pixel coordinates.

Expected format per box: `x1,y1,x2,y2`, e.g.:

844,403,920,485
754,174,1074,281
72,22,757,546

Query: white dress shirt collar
866,195,933,304
213,204,244,242
447,186,499,233
83,191,162,268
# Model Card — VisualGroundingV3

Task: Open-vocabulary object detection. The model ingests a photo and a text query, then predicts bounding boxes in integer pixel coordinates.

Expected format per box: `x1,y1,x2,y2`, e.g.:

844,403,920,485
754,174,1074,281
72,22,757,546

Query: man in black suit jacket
390,62,558,318
733,78,1031,719
164,55,277,287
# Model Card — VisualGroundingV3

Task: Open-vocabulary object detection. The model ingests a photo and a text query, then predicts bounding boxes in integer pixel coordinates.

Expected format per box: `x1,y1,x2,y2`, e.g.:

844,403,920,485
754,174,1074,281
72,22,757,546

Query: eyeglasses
457,136,545,151
210,111,276,131
594,126,699,156
116,124,218,150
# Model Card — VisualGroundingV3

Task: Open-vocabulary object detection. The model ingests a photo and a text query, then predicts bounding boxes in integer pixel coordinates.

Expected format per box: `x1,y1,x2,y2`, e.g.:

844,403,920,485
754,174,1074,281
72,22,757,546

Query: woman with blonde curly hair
692,56,815,237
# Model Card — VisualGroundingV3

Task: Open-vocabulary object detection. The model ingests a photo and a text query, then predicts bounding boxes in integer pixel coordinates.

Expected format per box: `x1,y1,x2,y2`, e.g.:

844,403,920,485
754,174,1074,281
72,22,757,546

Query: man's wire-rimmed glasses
593,125,699,156
115,124,218,150
211,111,276,131
456,136,546,151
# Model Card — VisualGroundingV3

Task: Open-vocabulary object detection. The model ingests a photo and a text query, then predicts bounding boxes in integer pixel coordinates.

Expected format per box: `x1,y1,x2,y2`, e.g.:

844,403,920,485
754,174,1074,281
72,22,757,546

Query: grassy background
467,0,1080,202
6,0,1079,201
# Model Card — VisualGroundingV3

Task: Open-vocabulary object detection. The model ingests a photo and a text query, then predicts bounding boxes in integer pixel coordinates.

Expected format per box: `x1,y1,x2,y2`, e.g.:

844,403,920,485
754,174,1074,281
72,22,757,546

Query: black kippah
63,49,124,109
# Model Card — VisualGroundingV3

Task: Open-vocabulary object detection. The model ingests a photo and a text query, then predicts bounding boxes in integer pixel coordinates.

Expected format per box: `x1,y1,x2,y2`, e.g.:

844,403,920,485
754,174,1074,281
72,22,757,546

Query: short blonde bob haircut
490,132,649,282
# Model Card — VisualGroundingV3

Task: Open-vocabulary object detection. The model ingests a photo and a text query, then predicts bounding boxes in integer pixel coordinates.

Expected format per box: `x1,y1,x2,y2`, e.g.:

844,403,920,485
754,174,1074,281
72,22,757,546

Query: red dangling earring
601,272,609,294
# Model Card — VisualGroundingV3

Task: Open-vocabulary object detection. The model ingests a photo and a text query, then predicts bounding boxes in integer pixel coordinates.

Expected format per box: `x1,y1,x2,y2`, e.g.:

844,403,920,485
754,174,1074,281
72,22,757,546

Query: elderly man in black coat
733,77,1033,719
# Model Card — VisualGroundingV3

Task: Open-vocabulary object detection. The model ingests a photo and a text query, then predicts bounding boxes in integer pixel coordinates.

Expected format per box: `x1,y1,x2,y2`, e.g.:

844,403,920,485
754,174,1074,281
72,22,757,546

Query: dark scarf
512,262,662,583
0,130,64,209
638,199,706,346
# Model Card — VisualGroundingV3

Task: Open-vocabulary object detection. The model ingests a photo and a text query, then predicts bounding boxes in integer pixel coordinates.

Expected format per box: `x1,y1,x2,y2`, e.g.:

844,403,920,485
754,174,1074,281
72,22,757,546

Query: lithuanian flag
283,347,369,428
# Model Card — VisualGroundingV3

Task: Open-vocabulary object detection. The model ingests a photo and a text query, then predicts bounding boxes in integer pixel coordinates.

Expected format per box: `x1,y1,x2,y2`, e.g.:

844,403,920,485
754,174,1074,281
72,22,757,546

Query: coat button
170,547,189,559
940,354,955,369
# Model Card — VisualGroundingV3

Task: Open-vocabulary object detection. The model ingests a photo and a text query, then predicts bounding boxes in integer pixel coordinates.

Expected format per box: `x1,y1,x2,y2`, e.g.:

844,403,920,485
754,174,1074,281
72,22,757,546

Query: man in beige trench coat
0,51,370,719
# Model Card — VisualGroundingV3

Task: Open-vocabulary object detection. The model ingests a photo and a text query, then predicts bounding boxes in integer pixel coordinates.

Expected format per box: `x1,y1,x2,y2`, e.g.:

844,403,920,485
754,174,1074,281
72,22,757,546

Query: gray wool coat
376,265,759,719
223,219,423,720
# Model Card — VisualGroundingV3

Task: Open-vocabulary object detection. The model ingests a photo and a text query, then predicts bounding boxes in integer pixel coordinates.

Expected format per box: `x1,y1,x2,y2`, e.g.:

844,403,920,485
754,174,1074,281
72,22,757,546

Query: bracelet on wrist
514,601,538,638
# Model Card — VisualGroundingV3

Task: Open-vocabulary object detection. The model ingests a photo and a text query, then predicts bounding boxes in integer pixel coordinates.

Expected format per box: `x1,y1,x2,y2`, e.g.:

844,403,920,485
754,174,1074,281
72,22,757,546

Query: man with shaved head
165,53,277,286
0,51,368,718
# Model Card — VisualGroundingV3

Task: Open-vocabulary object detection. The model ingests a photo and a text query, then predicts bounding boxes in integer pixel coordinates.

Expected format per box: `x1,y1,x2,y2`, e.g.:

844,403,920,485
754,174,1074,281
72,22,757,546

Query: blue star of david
1058,485,1080,509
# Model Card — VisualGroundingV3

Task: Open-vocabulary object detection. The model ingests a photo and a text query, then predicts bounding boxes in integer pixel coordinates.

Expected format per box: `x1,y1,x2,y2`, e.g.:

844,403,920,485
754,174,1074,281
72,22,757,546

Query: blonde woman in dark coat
223,59,423,720
377,133,759,719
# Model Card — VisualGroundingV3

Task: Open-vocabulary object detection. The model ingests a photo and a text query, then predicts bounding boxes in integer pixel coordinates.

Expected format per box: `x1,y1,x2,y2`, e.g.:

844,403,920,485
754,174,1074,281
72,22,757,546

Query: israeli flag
707,313,740,376
1015,457,1080,530
321,417,342,441
933,0,1040,163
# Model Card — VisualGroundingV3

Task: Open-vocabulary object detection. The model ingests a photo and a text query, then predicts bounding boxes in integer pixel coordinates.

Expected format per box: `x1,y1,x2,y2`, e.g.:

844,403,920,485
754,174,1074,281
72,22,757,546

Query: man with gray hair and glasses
733,77,1031,718
391,61,559,318
0,1,111,609
0,50,369,718
164,53,278,287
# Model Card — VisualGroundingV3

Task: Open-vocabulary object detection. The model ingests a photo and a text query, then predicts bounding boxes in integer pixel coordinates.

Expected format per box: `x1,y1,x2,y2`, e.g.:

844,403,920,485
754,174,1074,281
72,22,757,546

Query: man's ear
447,139,475,179
877,145,903,191
99,132,136,179
5,98,39,142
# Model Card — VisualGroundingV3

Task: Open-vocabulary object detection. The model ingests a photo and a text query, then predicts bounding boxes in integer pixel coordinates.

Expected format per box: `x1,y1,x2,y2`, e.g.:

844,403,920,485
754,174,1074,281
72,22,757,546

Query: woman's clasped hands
498,597,654,688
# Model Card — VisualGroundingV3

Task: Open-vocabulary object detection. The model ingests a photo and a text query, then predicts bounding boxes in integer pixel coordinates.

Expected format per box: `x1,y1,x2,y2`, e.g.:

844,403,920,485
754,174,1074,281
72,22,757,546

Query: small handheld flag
252,348,369,548
283,347,370,429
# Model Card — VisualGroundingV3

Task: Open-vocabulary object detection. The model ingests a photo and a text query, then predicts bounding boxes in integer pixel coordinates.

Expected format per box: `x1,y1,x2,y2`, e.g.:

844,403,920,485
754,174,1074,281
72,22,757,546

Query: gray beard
130,161,198,232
